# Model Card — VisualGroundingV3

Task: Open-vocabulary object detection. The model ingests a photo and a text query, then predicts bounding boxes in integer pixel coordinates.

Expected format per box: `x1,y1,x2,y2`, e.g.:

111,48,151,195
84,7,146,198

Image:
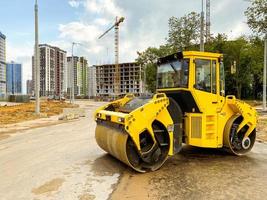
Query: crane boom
98,16,124,97
98,24,116,39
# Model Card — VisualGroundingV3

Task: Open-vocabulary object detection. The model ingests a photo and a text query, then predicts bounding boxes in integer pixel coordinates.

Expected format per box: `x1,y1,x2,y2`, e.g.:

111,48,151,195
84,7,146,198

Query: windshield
157,59,189,88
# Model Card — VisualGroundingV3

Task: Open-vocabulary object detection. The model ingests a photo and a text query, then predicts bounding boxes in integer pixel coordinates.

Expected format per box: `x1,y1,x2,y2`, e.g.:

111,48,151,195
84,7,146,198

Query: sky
0,0,253,94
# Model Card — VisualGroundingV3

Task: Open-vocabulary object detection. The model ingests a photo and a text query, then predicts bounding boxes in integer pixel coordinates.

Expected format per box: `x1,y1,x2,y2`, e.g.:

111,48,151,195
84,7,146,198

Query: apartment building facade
26,80,33,95
88,65,96,98
0,32,6,98
95,62,143,97
33,44,67,97
67,56,88,97
6,62,22,94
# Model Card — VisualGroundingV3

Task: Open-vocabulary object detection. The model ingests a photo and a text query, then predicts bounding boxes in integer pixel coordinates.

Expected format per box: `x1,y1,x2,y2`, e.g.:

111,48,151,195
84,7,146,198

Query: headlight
167,124,174,132
96,113,102,118
118,117,125,123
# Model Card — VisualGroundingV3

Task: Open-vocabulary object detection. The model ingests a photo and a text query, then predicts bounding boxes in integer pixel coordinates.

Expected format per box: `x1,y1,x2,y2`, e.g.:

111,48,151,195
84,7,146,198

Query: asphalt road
0,101,267,200
0,101,119,200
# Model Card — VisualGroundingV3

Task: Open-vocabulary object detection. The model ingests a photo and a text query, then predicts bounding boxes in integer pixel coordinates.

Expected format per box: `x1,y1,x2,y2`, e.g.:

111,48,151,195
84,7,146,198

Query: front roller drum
224,116,256,155
95,123,169,172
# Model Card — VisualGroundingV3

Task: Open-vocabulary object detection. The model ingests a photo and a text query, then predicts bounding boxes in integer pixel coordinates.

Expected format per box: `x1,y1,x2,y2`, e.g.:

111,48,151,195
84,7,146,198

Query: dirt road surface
0,100,267,200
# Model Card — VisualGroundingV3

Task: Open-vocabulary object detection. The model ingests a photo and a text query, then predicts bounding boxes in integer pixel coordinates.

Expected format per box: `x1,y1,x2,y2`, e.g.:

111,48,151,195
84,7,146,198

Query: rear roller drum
225,119,256,155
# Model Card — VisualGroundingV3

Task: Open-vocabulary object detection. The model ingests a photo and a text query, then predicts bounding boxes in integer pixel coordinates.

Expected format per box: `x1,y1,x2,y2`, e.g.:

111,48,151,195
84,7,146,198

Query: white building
0,32,6,98
67,56,88,97
88,65,96,98
33,44,67,97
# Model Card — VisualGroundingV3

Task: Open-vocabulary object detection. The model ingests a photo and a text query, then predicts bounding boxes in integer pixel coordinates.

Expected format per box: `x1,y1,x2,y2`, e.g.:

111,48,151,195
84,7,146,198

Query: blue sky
0,0,77,45
0,0,252,93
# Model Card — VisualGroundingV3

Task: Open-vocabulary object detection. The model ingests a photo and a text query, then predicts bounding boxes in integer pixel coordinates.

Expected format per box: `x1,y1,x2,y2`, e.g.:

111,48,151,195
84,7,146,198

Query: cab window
220,61,225,96
157,59,189,88
195,59,211,92
212,60,217,94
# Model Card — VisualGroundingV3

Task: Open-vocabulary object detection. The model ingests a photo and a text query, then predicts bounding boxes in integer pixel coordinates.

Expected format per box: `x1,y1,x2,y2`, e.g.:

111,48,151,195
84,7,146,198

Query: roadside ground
0,100,267,200
0,100,76,125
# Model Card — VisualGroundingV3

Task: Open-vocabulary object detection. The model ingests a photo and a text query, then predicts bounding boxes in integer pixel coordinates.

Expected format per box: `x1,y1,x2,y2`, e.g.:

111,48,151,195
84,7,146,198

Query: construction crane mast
200,0,211,51
206,0,211,42
200,0,205,51
98,16,125,97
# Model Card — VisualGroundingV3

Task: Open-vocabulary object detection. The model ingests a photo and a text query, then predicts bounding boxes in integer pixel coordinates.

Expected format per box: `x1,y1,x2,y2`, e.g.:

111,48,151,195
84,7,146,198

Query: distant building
32,44,67,97
0,32,6,98
67,56,88,97
67,56,79,96
32,56,35,93
26,80,33,95
6,62,22,94
88,66,96,98
95,62,143,97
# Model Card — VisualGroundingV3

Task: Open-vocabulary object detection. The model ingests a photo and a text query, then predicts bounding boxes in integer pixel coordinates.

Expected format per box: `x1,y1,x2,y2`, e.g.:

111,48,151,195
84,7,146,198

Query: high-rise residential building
95,62,143,97
32,44,67,97
0,32,6,98
26,80,33,95
67,56,79,96
88,65,96,98
80,57,88,96
32,56,35,92
6,62,22,94
67,56,88,97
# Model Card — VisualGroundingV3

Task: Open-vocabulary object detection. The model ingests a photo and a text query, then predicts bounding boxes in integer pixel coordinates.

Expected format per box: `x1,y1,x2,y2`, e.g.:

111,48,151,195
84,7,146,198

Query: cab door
191,57,219,147
193,58,218,113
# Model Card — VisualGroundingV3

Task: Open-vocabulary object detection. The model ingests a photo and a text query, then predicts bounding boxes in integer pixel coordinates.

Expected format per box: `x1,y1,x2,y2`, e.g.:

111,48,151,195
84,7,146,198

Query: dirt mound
0,101,76,125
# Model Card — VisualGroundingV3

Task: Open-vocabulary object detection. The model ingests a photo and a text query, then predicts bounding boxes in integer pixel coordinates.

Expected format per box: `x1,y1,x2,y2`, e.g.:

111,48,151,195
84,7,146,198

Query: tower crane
98,16,125,97
206,0,211,42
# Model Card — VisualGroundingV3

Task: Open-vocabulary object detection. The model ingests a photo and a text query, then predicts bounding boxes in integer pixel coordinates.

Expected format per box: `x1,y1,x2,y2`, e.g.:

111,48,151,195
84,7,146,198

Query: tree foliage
167,12,201,50
245,0,267,35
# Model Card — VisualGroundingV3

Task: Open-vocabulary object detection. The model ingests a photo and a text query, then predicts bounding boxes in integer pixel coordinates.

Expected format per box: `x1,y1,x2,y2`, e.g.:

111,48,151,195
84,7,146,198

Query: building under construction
95,62,143,98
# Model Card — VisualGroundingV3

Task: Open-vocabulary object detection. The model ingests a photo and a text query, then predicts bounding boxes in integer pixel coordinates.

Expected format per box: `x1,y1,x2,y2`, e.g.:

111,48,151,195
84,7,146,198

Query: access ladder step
154,130,165,133
160,143,169,147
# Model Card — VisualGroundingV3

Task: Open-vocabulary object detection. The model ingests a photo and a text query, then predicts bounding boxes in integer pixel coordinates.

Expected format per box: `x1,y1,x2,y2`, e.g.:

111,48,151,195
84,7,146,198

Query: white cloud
58,0,165,65
227,22,250,39
85,0,124,18
59,22,101,43
93,18,110,26
68,0,81,8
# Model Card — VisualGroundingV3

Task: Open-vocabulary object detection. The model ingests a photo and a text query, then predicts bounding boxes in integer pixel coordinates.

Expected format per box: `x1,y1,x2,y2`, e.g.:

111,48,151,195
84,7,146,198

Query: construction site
1,0,267,200
95,62,143,98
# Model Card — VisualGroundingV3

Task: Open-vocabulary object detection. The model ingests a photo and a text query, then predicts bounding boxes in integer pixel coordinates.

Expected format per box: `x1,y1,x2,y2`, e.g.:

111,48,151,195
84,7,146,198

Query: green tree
167,12,201,50
245,0,267,35
248,37,265,99
144,63,157,93
205,33,227,53
223,37,252,98
245,0,267,101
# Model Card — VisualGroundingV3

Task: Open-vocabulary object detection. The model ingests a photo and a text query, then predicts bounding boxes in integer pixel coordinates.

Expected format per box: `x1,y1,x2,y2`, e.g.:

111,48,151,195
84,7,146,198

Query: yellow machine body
94,51,258,172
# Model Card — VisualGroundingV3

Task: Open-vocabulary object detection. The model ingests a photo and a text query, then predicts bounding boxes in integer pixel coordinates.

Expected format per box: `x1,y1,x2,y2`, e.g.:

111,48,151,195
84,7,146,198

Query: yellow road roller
94,51,257,172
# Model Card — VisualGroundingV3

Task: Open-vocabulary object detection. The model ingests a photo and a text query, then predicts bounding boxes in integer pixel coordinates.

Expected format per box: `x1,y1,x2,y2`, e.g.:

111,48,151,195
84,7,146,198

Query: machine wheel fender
166,97,183,154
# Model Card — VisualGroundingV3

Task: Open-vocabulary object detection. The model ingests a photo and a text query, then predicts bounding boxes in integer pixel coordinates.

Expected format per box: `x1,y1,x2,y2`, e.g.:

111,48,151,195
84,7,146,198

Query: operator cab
156,51,225,114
